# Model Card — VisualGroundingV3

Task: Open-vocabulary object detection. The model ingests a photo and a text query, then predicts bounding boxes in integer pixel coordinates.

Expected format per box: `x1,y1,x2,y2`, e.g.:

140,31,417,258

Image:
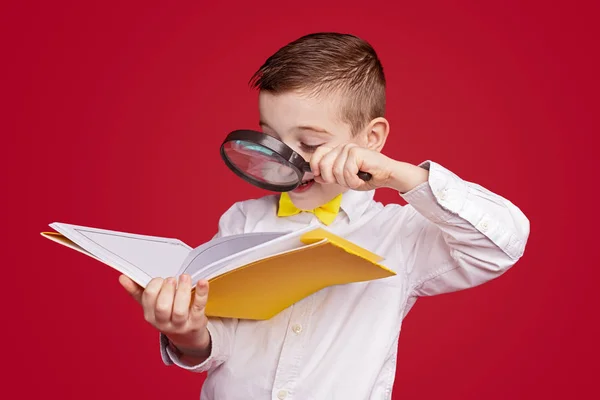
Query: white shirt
159,161,530,400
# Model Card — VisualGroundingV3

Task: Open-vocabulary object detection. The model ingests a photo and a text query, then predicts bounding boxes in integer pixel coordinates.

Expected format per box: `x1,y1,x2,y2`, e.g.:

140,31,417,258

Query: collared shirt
159,161,530,400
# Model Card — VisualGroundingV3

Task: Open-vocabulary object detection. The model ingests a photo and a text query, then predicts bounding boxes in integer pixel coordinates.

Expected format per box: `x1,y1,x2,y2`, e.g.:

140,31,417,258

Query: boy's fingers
309,146,331,178
344,146,364,189
190,280,209,324
154,278,176,324
172,275,192,326
119,275,143,304
317,147,341,184
332,146,351,187
142,278,164,322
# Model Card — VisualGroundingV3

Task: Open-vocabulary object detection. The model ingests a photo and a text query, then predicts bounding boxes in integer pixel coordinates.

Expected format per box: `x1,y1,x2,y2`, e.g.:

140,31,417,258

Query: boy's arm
393,161,530,295
158,201,246,372
308,144,529,295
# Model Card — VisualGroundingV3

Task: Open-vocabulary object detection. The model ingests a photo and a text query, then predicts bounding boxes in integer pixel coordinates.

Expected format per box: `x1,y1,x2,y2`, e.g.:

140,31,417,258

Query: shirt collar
339,189,376,223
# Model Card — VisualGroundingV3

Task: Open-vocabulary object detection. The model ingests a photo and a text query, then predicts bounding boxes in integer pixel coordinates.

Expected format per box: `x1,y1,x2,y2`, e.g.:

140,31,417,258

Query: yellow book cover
41,222,395,320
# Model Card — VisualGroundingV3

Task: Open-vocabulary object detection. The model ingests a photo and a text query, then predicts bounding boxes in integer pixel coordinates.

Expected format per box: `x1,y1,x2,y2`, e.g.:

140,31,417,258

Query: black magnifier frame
220,129,371,192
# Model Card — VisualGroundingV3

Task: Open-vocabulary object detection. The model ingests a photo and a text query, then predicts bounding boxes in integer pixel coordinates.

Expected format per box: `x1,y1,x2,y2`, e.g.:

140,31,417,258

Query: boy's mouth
293,179,315,193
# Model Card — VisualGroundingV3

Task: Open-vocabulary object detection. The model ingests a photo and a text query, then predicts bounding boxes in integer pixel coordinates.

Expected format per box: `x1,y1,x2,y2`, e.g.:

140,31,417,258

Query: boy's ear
364,117,390,152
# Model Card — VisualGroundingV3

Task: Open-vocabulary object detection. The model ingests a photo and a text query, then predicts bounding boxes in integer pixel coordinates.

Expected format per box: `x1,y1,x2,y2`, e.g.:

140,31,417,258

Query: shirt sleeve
158,201,246,372
399,161,530,296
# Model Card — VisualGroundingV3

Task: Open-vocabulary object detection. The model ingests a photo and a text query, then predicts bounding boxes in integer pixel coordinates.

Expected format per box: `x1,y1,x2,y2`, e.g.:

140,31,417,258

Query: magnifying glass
220,129,372,192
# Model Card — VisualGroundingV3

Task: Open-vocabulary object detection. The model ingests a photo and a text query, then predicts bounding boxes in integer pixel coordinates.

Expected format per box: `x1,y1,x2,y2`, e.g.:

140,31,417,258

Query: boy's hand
310,143,429,193
119,274,211,359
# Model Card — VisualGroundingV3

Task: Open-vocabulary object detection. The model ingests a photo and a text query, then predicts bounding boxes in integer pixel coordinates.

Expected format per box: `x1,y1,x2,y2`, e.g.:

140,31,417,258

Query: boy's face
258,90,368,210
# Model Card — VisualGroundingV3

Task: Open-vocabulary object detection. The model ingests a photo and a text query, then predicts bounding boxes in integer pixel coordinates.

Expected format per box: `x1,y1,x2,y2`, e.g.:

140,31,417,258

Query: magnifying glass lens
221,140,299,186
220,130,372,192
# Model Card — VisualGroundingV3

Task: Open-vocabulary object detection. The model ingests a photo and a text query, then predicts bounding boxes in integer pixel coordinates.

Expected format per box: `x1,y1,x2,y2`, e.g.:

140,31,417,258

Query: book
41,222,396,320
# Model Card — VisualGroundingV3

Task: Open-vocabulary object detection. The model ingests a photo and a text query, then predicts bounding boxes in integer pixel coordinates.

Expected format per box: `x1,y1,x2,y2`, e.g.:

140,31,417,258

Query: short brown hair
249,32,386,134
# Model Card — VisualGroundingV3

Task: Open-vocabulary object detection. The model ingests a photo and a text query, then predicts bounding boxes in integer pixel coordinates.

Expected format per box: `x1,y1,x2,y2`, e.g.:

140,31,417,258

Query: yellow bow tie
277,192,342,225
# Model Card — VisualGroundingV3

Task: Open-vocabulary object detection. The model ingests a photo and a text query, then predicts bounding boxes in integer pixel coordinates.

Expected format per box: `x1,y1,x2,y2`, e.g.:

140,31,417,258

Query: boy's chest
230,206,411,366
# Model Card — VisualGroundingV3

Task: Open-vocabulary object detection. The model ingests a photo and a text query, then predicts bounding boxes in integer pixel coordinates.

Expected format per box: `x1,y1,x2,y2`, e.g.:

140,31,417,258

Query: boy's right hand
119,274,212,360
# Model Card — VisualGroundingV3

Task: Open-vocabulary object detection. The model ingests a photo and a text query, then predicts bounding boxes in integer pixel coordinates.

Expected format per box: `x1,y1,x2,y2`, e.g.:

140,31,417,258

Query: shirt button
292,324,302,334
277,389,288,399
479,221,489,231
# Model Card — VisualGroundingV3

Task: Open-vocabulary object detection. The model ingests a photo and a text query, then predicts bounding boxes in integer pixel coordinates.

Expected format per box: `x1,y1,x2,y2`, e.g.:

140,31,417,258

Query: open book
41,222,395,320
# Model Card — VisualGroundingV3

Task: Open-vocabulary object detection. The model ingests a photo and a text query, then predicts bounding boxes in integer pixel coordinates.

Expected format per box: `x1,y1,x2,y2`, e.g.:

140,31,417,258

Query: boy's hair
249,32,386,134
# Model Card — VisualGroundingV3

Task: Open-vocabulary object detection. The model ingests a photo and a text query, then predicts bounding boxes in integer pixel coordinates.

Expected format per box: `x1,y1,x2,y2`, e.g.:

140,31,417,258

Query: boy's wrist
167,329,212,359
169,340,211,358
385,160,429,193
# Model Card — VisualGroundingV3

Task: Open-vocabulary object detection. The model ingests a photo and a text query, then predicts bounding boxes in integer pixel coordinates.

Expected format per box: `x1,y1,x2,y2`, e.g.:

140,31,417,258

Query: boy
120,32,529,399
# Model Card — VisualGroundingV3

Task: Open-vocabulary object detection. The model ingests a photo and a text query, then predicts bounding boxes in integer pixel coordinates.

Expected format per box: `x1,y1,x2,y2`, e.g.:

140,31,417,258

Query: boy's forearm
385,160,429,193
397,160,529,295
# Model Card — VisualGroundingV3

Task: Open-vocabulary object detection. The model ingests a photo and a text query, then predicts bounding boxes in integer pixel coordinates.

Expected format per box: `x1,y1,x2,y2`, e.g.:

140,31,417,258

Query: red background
2,1,598,398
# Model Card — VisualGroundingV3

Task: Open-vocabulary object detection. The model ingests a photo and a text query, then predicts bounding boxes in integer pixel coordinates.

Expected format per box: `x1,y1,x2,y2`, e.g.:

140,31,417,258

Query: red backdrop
2,1,598,398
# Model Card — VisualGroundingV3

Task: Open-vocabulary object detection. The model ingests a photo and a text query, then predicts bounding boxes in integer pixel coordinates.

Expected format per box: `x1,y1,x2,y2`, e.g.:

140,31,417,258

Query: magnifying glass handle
357,171,372,181
302,163,372,181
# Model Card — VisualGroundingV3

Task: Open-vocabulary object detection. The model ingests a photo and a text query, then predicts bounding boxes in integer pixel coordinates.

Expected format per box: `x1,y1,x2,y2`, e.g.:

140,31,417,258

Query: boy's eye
299,142,322,153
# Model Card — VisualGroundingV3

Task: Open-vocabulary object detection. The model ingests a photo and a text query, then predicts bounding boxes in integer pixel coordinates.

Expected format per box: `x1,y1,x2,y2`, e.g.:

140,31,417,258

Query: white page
194,237,328,283
178,231,288,277
191,224,320,282
50,222,191,287
42,231,145,284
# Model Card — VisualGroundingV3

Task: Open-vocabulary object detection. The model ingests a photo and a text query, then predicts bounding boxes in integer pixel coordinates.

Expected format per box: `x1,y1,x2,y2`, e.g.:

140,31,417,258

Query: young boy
120,32,529,399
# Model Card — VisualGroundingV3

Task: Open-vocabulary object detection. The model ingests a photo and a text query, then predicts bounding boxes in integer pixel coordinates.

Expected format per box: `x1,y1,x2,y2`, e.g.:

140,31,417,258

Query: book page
178,232,288,277
191,224,319,282
42,231,144,285
49,223,191,287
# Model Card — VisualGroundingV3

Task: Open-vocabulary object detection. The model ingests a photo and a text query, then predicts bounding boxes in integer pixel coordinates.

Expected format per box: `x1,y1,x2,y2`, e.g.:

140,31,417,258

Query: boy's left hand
309,144,429,193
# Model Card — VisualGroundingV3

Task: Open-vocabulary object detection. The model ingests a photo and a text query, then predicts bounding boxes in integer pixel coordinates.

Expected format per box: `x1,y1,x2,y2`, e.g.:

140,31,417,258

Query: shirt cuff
400,160,468,224
159,321,221,373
